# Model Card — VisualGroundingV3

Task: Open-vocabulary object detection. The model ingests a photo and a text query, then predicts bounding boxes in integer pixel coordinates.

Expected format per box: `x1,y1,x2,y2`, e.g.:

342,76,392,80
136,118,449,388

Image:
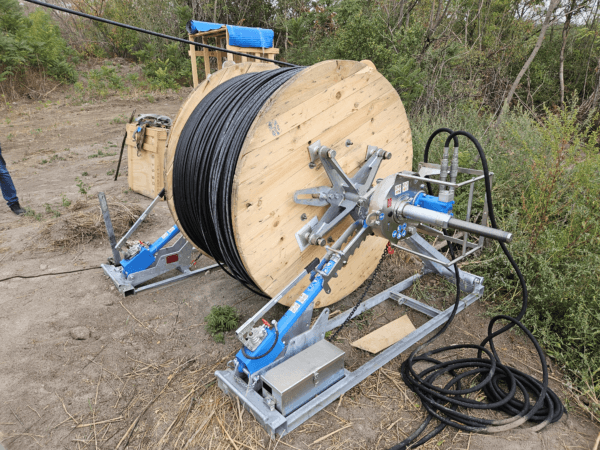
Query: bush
0,0,77,95
64,0,193,90
131,42,192,90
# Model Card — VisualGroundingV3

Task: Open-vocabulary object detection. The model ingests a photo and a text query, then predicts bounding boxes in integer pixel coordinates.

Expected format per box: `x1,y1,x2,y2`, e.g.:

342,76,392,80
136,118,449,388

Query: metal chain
327,247,389,342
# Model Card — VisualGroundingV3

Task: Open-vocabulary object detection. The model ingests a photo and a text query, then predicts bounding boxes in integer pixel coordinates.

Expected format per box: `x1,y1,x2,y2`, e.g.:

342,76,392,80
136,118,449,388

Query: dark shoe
10,203,25,215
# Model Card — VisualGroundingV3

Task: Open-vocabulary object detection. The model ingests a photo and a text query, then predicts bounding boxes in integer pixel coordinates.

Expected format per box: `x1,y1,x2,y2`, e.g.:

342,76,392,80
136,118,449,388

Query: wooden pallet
165,60,413,307
188,26,280,87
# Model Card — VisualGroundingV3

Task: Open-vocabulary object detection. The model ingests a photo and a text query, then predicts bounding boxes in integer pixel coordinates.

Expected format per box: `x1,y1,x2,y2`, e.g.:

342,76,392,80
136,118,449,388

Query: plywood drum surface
165,60,413,307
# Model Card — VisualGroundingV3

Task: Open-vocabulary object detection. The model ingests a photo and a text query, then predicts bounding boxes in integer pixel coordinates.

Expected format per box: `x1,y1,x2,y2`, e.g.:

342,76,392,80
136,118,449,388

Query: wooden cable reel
165,60,413,307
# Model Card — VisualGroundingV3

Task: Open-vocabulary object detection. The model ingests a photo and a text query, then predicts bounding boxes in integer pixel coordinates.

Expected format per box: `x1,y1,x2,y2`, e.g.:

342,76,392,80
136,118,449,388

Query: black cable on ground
22,0,299,68
173,68,304,297
390,130,563,450
0,266,102,283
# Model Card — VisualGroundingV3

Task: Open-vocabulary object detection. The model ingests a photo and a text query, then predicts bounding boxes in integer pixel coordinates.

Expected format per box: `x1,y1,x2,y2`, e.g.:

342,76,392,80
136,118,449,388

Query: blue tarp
186,21,222,34
186,20,274,49
226,25,274,48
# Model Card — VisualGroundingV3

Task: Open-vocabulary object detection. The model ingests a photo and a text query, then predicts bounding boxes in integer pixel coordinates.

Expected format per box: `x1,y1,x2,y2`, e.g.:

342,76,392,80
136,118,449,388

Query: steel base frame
215,234,484,437
101,236,219,296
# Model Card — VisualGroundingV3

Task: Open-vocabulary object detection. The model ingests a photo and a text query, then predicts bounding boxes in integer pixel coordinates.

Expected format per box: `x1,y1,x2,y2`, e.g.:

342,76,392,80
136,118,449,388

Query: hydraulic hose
391,130,563,449
422,128,458,196
172,68,303,297
241,324,280,360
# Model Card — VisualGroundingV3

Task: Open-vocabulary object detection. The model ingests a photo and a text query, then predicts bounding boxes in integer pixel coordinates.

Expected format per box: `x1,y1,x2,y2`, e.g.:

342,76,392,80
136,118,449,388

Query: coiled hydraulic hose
390,130,563,450
172,68,303,296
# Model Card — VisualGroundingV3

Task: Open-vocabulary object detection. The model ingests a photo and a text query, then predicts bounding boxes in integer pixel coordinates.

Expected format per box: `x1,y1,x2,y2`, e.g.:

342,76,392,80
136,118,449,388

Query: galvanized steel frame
215,234,484,437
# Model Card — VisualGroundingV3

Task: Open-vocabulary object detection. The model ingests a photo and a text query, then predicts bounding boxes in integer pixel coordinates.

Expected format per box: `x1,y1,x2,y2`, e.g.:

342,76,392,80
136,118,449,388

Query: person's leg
0,143,21,208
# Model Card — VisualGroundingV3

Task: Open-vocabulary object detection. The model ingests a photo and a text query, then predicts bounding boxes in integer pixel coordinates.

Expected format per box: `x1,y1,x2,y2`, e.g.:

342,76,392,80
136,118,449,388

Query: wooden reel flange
165,60,413,307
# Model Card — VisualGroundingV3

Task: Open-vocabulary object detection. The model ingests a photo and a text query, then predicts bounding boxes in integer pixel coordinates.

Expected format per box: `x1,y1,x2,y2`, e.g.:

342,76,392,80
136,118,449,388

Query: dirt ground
0,79,599,450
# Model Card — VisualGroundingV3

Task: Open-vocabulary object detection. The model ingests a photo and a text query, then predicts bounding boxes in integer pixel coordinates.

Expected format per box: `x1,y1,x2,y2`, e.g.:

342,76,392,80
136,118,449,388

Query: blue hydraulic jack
98,190,218,296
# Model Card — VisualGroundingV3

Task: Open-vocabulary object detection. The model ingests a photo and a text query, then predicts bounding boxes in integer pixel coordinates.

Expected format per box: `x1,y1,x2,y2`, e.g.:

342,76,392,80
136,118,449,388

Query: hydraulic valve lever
120,225,180,275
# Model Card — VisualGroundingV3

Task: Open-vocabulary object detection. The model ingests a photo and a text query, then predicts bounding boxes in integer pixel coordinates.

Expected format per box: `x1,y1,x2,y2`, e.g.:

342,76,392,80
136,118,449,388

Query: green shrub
204,305,240,342
0,0,77,85
68,0,192,90
131,42,191,90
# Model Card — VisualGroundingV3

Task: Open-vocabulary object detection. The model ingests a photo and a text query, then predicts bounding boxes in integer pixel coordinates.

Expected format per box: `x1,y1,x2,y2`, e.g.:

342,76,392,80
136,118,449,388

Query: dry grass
39,197,146,249
2,261,597,449
0,70,64,103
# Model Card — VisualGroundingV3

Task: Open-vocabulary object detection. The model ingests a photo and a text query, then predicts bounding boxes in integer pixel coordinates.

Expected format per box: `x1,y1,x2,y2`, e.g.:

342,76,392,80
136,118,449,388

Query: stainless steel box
261,339,345,416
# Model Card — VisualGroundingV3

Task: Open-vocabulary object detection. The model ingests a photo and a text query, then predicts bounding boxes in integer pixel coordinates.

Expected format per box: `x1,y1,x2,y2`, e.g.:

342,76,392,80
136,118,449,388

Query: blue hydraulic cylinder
121,225,180,275
235,259,336,375
413,192,454,214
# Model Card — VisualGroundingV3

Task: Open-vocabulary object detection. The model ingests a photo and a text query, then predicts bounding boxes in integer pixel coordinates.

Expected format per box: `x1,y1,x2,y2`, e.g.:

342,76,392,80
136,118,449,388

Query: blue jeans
0,143,19,207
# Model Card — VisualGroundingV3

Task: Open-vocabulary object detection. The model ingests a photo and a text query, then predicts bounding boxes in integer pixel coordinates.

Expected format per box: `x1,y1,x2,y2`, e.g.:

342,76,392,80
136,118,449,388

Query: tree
498,0,560,121
560,0,580,107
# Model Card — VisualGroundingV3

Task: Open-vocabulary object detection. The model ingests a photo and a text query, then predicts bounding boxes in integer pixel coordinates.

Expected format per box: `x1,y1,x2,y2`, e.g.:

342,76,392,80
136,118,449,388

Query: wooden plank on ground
351,315,416,354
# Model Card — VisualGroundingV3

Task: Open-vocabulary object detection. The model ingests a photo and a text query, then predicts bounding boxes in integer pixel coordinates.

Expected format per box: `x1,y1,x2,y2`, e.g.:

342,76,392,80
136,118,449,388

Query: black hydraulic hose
173,67,304,297
391,131,563,450
241,325,279,360
422,128,458,196
22,0,299,68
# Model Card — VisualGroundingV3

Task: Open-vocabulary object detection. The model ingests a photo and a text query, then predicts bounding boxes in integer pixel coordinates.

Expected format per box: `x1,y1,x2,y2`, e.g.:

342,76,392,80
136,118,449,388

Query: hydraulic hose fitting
438,146,452,202
447,144,459,200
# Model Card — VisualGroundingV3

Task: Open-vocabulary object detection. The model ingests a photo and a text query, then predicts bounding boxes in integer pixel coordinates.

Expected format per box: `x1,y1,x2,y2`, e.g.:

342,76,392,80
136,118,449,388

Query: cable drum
165,60,413,306
172,68,303,294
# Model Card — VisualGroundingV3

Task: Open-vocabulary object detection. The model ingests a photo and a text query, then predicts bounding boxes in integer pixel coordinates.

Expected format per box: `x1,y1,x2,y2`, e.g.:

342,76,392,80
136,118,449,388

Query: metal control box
260,339,345,416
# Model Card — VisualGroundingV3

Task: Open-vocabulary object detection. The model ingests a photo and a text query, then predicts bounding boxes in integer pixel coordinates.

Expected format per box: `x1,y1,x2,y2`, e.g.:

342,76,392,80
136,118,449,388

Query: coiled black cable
173,68,304,296
390,130,563,449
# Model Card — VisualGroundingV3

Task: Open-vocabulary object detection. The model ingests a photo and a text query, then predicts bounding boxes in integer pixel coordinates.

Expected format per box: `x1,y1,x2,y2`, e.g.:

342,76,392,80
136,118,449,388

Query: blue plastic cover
226,25,274,48
186,20,223,34
186,21,275,48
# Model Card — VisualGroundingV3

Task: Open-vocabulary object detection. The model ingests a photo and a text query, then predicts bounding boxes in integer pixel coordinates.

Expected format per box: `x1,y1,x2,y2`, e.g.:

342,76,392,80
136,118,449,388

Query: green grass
49,154,65,162
61,194,71,208
204,306,240,343
110,114,128,125
44,203,61,217
88,149,117,159
75,177,90,195
24,207,42,221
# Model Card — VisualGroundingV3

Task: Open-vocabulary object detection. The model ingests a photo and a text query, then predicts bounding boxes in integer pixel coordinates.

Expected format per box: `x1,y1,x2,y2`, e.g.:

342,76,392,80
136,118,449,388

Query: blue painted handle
235,259,336,375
